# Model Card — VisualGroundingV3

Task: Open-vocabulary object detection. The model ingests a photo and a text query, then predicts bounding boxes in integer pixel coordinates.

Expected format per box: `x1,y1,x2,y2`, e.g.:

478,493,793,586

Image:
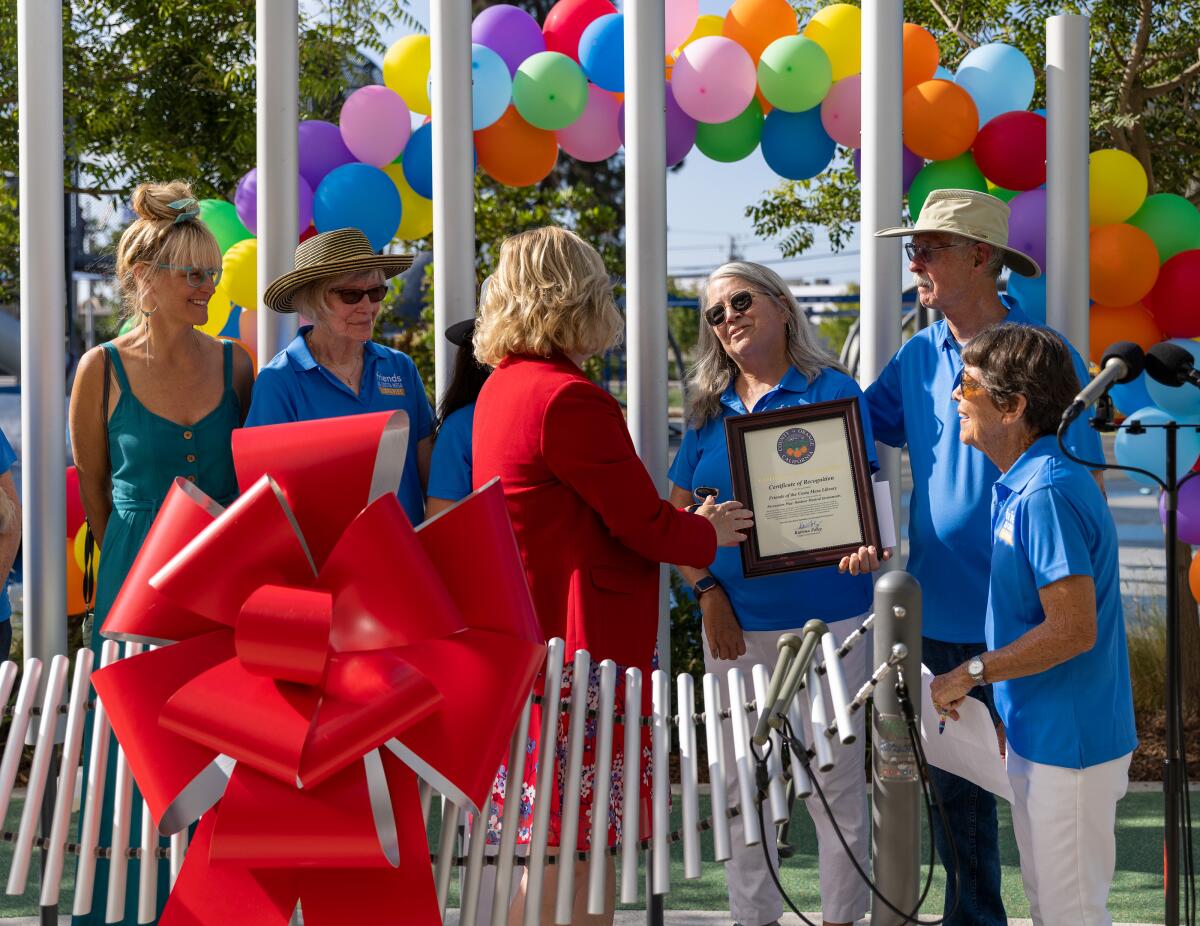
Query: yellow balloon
383,163,434,240
198,284,234,336
1089,148,1148,226
222,238,258,311
72,522,97,576
383,35,431,115
803,3,861,81
674,13,723,55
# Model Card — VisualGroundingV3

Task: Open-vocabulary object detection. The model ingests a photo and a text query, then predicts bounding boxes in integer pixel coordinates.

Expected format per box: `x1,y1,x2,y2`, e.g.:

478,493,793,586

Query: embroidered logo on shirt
377,372,406,396
776,427,815,465
996,504,1016,546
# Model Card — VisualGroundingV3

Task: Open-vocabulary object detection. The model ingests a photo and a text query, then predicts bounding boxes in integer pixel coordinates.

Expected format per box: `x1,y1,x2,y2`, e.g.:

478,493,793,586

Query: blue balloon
1004,271,1046,324
313,163,401,251
1115,406,1200,487
402,123,433,199
472,44,513,129
933,65,954,81
1147,340,1200,417
955,43,1035,127
761,107,835,181
579,13,624,93
1111,372,1153,416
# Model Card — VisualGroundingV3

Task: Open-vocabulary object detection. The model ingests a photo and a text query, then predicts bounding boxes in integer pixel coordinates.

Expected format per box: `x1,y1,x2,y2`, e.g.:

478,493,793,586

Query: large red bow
91,411,544,926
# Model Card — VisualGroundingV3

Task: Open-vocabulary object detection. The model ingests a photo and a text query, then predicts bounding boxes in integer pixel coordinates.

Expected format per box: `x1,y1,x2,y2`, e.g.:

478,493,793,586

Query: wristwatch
966,656,987,686
692,575,720,599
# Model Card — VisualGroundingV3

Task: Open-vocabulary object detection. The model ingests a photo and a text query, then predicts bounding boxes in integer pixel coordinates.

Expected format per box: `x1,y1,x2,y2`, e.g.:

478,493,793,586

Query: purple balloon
618,82,697,167
472,4,546,77
233,168,315,238
1007,187,1047,275
298,120,356,191
1161,475,1200,544
854,147,925,193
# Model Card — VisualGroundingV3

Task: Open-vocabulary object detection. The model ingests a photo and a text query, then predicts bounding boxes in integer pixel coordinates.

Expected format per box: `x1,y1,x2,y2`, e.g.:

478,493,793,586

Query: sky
379,0,862,285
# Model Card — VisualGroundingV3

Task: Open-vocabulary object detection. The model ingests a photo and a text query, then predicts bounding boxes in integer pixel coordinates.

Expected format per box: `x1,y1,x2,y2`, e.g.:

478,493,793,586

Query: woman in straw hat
247,227,432,524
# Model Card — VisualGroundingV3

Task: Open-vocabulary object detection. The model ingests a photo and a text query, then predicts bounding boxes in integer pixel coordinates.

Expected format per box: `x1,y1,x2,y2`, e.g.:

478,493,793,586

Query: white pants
704,616,871,926
1006,746,1131,926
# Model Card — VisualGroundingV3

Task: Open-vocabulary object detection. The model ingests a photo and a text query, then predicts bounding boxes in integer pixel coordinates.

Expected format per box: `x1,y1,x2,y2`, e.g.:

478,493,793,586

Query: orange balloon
1089,302,1162,364
66,540,87,616
902,79,978,161
722,0,799,63
475,106,559,188
1189,551,1200,603
1089,223,1160,306
223,336,258,374
902,24,939,90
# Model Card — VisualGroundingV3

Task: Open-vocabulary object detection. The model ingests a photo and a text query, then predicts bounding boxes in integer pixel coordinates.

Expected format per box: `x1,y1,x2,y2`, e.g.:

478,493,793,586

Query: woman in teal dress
67,181,253,924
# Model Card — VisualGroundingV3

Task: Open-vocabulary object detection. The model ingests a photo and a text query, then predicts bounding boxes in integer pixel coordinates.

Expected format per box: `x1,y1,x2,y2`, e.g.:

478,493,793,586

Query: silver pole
431,0,476,401
870,571,922,926
256,0,298,365
1045,15,1090,353
18,0,68,682
859,0,904,527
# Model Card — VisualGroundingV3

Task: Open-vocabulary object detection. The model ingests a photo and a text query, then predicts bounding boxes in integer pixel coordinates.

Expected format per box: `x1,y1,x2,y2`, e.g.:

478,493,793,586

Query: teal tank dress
74,341,240,925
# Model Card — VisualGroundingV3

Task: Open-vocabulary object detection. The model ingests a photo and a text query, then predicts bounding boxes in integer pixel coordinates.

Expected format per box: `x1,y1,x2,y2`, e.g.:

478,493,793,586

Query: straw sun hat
875,188,1041,278
262,227,414,313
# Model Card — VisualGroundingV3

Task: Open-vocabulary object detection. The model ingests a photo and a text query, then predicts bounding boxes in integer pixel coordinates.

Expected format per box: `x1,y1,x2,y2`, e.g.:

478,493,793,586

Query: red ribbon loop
235,585,332,686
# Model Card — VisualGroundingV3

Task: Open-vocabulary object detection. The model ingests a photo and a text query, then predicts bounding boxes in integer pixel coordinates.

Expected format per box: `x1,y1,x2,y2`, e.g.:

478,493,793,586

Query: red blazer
473,353,716,668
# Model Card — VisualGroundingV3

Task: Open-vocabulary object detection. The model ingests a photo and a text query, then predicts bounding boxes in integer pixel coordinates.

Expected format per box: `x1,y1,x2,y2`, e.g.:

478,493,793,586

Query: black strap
82,348,111,611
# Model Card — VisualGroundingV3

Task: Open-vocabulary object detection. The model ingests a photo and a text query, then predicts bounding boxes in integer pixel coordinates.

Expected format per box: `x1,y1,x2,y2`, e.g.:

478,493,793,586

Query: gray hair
947,233,1005,280
684,261,849,427
291,268,385,321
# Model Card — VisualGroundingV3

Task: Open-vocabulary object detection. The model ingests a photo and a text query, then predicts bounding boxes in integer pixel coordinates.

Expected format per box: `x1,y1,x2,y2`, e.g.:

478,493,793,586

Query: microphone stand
1057,402,1196,926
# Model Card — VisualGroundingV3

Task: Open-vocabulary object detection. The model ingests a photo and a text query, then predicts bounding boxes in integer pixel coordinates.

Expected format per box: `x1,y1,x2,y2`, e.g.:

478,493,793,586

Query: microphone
1145,342,1200,390
1062,341,1144,424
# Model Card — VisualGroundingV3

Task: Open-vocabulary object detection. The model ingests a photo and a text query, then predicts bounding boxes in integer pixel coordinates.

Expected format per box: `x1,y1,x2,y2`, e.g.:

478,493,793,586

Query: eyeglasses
156,264,222,289
904,242,971,264
958,370,989,400
331,285,388,305
704,289,767,327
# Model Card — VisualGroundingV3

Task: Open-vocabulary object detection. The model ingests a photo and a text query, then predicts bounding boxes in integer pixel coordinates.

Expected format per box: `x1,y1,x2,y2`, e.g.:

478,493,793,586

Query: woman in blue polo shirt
0,427,19,660
931,323,1136,926
426,318,490,518
668,261,884,926
247,228,433,524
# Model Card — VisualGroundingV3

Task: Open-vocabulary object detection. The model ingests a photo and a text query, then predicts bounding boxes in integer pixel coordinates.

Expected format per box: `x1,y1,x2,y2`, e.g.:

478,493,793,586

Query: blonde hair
473,226,623,367
685,261,849,427
114,181,221,321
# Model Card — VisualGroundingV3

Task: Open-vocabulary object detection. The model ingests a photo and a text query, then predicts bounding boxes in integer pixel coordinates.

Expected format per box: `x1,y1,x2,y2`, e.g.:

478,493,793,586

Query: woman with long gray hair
667,261,886,926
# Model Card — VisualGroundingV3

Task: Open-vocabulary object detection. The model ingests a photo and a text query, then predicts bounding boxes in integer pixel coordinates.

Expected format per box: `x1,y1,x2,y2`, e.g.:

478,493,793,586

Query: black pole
1164,423,1180,926
39,744,60,925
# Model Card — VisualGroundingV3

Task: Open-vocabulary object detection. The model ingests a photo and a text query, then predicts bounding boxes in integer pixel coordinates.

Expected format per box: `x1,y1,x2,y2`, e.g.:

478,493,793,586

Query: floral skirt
484,653,655,850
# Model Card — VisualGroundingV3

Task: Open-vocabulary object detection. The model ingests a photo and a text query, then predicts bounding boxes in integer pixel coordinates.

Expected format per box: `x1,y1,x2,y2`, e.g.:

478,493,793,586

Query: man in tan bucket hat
863,189,1104,926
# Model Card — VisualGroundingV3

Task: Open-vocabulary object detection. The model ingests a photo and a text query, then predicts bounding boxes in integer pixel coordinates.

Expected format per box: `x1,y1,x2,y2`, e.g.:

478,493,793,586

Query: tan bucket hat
262,227,414,313
875,188,1041,278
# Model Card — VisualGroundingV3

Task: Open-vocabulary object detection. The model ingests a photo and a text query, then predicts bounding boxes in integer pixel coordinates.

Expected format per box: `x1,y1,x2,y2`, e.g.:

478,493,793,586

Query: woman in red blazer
473,226,751,925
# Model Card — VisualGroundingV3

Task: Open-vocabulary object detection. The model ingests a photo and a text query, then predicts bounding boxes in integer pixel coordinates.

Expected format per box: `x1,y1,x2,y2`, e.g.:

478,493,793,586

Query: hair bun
130,180,196,222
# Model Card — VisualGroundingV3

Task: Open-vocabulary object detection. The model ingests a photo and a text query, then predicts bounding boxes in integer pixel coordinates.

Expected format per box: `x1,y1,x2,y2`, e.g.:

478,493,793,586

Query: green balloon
757,36,833,113
908,153,988,219
1128,193,1200,262
199,199,252,254
512,51,588,131
696,98,764,163
988,184,1019,203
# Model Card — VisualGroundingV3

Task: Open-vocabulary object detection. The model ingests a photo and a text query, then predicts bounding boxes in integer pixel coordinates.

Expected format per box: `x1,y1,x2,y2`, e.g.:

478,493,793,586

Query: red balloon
1148,248,1200,338
972,111,1046,191
542,0,617,62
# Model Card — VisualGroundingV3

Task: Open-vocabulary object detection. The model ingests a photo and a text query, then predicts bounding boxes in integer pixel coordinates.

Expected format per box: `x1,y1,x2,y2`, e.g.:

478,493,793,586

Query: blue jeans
923,638,1007,926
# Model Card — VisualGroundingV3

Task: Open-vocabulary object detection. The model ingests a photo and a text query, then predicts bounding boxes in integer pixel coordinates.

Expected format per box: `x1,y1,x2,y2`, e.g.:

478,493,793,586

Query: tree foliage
752,0,1200,257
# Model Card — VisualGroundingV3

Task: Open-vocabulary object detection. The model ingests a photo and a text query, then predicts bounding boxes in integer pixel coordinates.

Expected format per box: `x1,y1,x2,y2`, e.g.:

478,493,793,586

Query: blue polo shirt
987,435,1136,768
668,366,879,630
427,402,475,503
246,326,434,524
865,302,1104,643
0,429,14,624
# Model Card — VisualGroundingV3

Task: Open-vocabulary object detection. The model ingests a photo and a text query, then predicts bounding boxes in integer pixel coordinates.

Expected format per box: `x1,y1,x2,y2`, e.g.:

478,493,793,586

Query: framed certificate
724,397,881,577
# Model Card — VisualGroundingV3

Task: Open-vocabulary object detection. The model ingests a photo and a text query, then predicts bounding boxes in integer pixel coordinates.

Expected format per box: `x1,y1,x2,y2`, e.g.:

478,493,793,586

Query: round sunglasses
703,289,769,327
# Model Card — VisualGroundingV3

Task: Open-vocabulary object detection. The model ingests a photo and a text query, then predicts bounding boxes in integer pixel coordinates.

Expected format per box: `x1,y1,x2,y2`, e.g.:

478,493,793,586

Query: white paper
872,480,897,549
919,665,1013,802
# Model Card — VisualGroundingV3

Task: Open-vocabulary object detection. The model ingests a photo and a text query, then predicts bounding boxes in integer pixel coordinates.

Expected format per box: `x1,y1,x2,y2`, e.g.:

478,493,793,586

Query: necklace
307,335,363,389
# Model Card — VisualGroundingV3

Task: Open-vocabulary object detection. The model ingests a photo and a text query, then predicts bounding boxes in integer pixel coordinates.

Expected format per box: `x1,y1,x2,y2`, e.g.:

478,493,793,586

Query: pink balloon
820,74,861,148
558,84,623,162
339,86,412,167
665,0,699,55
238,308,258,358
671,36,756,124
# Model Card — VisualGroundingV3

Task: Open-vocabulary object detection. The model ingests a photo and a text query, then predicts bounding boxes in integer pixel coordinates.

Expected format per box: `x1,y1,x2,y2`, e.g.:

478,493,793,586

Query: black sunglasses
704,289,765,327
904,242,970,263
331,285,388,305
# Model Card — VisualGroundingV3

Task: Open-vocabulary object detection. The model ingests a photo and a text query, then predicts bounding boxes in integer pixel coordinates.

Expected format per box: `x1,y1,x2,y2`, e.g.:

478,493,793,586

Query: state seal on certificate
724,397,881,577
